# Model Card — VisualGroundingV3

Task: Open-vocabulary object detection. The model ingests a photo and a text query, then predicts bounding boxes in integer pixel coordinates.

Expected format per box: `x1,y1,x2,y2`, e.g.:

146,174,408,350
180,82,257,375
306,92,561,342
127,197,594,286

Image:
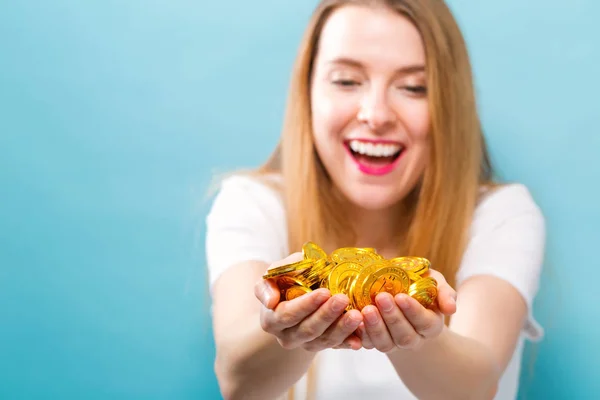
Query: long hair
253,0,495,398
259,0,494,290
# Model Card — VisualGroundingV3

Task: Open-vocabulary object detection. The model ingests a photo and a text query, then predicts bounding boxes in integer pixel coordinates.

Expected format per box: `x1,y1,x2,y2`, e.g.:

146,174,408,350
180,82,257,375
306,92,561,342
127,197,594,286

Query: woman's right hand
254,253,364,352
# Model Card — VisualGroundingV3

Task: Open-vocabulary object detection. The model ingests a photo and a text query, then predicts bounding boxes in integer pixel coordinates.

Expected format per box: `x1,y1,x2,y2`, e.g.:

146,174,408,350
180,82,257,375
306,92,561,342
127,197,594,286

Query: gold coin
409,276,437,292
274,276,306,301
364,266,410,306
276,275,310,291
352,260,405,310
408,277,438,308
299,258,332,287
286,285,312,301
347,276,362,310
389,256,430,276
406,271,422,282
331,247,382,267
302,241,327,261
262,259,312,280
328,262,362,296
357,247,378,254
312,258,335,276
351,260,384,310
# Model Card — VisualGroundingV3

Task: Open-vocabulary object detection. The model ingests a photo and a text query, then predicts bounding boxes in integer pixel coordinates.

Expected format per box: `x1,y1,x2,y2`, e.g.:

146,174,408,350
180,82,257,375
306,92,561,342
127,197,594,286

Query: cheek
396,100,430,141
311,87,359,146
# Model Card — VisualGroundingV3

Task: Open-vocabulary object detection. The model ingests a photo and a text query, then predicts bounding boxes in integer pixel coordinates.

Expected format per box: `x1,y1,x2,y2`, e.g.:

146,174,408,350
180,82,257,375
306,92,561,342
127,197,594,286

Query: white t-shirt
205,174,546,400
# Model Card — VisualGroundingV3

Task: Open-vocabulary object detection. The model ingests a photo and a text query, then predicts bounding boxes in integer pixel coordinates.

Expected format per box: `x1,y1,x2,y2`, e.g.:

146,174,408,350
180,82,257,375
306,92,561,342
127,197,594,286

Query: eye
332,79,360,87
403,85,427,94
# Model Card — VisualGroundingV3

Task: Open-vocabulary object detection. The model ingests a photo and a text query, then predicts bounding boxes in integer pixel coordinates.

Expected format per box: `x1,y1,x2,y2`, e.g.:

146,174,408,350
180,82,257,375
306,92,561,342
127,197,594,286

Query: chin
340,185,404,212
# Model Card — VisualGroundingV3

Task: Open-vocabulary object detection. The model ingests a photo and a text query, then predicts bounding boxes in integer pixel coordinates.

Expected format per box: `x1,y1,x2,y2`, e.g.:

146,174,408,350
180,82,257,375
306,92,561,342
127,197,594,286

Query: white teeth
348,140,402,157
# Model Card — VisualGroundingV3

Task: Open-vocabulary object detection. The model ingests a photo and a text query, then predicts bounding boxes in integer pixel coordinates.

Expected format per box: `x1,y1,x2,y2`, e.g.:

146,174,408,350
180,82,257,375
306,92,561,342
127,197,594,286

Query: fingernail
399,296,411,311
332,297,347,312
345,314,361,328
314,291,329,305
377,295,394,312
262,287,271,305
448,296,456,306
364,310,379,326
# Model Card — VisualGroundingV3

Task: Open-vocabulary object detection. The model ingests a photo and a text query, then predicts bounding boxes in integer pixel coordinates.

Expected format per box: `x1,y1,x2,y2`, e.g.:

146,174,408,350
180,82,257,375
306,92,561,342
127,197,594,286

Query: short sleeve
455,184,546,341
205,174,288,290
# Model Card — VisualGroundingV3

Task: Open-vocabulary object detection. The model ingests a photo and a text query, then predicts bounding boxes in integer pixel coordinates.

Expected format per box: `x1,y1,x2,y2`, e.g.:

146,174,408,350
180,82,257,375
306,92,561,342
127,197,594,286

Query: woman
205,0,545,399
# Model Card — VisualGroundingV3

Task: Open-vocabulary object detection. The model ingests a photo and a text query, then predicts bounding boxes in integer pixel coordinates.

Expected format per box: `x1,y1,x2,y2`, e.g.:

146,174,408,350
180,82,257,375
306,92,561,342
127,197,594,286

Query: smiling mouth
345,139,404,175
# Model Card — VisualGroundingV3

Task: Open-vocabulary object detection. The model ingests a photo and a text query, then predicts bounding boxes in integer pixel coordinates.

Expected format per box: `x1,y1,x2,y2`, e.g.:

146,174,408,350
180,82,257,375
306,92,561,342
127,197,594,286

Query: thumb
254,278,281,310
427,269,457,316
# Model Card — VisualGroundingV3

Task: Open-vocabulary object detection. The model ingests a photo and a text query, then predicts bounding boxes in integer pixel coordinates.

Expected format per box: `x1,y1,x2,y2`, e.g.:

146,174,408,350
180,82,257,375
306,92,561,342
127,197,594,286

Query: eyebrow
326,57,425,74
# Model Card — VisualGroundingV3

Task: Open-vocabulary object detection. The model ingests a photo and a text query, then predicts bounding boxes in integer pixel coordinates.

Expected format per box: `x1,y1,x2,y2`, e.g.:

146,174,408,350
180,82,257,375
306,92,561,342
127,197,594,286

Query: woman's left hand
353,269,457,353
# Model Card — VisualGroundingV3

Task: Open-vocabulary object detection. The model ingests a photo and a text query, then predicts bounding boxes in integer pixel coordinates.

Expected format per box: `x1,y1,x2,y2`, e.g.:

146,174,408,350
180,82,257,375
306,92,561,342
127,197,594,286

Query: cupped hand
355,268,457,353
254,253,364,352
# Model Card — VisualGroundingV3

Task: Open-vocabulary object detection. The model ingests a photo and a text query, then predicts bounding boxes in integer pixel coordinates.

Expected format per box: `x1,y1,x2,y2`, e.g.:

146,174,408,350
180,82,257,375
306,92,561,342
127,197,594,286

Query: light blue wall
0,1,597,399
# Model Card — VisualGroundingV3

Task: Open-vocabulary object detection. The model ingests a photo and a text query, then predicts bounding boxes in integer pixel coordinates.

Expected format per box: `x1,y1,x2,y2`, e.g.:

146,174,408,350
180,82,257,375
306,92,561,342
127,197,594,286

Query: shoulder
205,172,288,288
213,172,284,201
470,182,545,236
207,172,285,221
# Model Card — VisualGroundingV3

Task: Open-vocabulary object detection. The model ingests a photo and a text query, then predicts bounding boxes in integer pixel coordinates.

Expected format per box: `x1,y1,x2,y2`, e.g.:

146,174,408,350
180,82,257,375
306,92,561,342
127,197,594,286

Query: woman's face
310,5,431,211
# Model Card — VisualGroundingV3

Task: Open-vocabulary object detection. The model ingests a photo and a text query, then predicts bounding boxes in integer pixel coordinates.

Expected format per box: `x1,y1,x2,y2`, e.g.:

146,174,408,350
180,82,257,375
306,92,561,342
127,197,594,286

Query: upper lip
344,138,405,146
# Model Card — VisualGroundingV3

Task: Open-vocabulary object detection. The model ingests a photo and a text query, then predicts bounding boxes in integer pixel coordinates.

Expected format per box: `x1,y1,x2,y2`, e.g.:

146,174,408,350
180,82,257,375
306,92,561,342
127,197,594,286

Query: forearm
387,326,500,400
215,312,316,400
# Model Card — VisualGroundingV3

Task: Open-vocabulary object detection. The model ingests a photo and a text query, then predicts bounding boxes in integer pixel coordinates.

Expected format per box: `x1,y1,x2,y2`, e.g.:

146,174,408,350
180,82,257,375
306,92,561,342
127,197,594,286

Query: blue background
0,0,597,399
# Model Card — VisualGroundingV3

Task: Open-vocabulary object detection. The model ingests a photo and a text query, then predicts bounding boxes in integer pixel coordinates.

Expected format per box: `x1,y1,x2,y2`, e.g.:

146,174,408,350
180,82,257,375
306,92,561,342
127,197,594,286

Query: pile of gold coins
262,241,438,310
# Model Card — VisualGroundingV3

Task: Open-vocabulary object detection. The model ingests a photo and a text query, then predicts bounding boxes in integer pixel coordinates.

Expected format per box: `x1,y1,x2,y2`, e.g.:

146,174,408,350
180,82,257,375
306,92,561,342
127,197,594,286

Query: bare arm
211,260,316,400
212,255,363,400
358,205,544,398
386,275,526,399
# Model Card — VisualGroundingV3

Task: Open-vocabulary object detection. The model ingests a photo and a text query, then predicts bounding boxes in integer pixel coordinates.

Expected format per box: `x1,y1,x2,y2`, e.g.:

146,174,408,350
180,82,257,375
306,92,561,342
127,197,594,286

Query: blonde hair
251,0,495,397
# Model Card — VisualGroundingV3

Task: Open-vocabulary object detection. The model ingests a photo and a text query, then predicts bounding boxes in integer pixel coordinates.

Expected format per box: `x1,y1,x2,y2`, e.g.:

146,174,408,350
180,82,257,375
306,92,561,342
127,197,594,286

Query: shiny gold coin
262,259,313,280
357,247,378,254
299,258,332,286
406,271,422,282
408,276,437,292
302,241,327,261
276,275,310,291
275,276,304,301
351,260,384,310
299,271,321,287
347,276,361,310
352,259,389,310
314,258,335,276
363,265,410,307
408,277,438,308
330,247,382,267
286,285,312,301
389,256,430,276
327,262,362,296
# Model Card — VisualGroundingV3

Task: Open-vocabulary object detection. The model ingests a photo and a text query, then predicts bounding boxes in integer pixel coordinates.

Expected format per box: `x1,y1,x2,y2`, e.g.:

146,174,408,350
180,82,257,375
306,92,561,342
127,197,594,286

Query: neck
350,202,409,257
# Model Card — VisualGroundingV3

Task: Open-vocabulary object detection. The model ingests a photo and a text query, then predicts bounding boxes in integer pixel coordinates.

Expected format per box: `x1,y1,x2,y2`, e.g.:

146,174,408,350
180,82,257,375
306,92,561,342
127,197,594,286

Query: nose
357,87,397,131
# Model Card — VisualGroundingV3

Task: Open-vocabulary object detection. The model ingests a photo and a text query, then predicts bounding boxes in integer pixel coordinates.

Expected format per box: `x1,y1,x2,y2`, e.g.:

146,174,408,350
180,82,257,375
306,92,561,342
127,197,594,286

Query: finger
355,322,374,349
285,294,350,344
375,292,421,349
303,309,362,351
395,293,442,339
361,305,397,353
254,278,281,310
258,252,306,309
332,333,362,350
428,269,457,316
261,288,330,332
